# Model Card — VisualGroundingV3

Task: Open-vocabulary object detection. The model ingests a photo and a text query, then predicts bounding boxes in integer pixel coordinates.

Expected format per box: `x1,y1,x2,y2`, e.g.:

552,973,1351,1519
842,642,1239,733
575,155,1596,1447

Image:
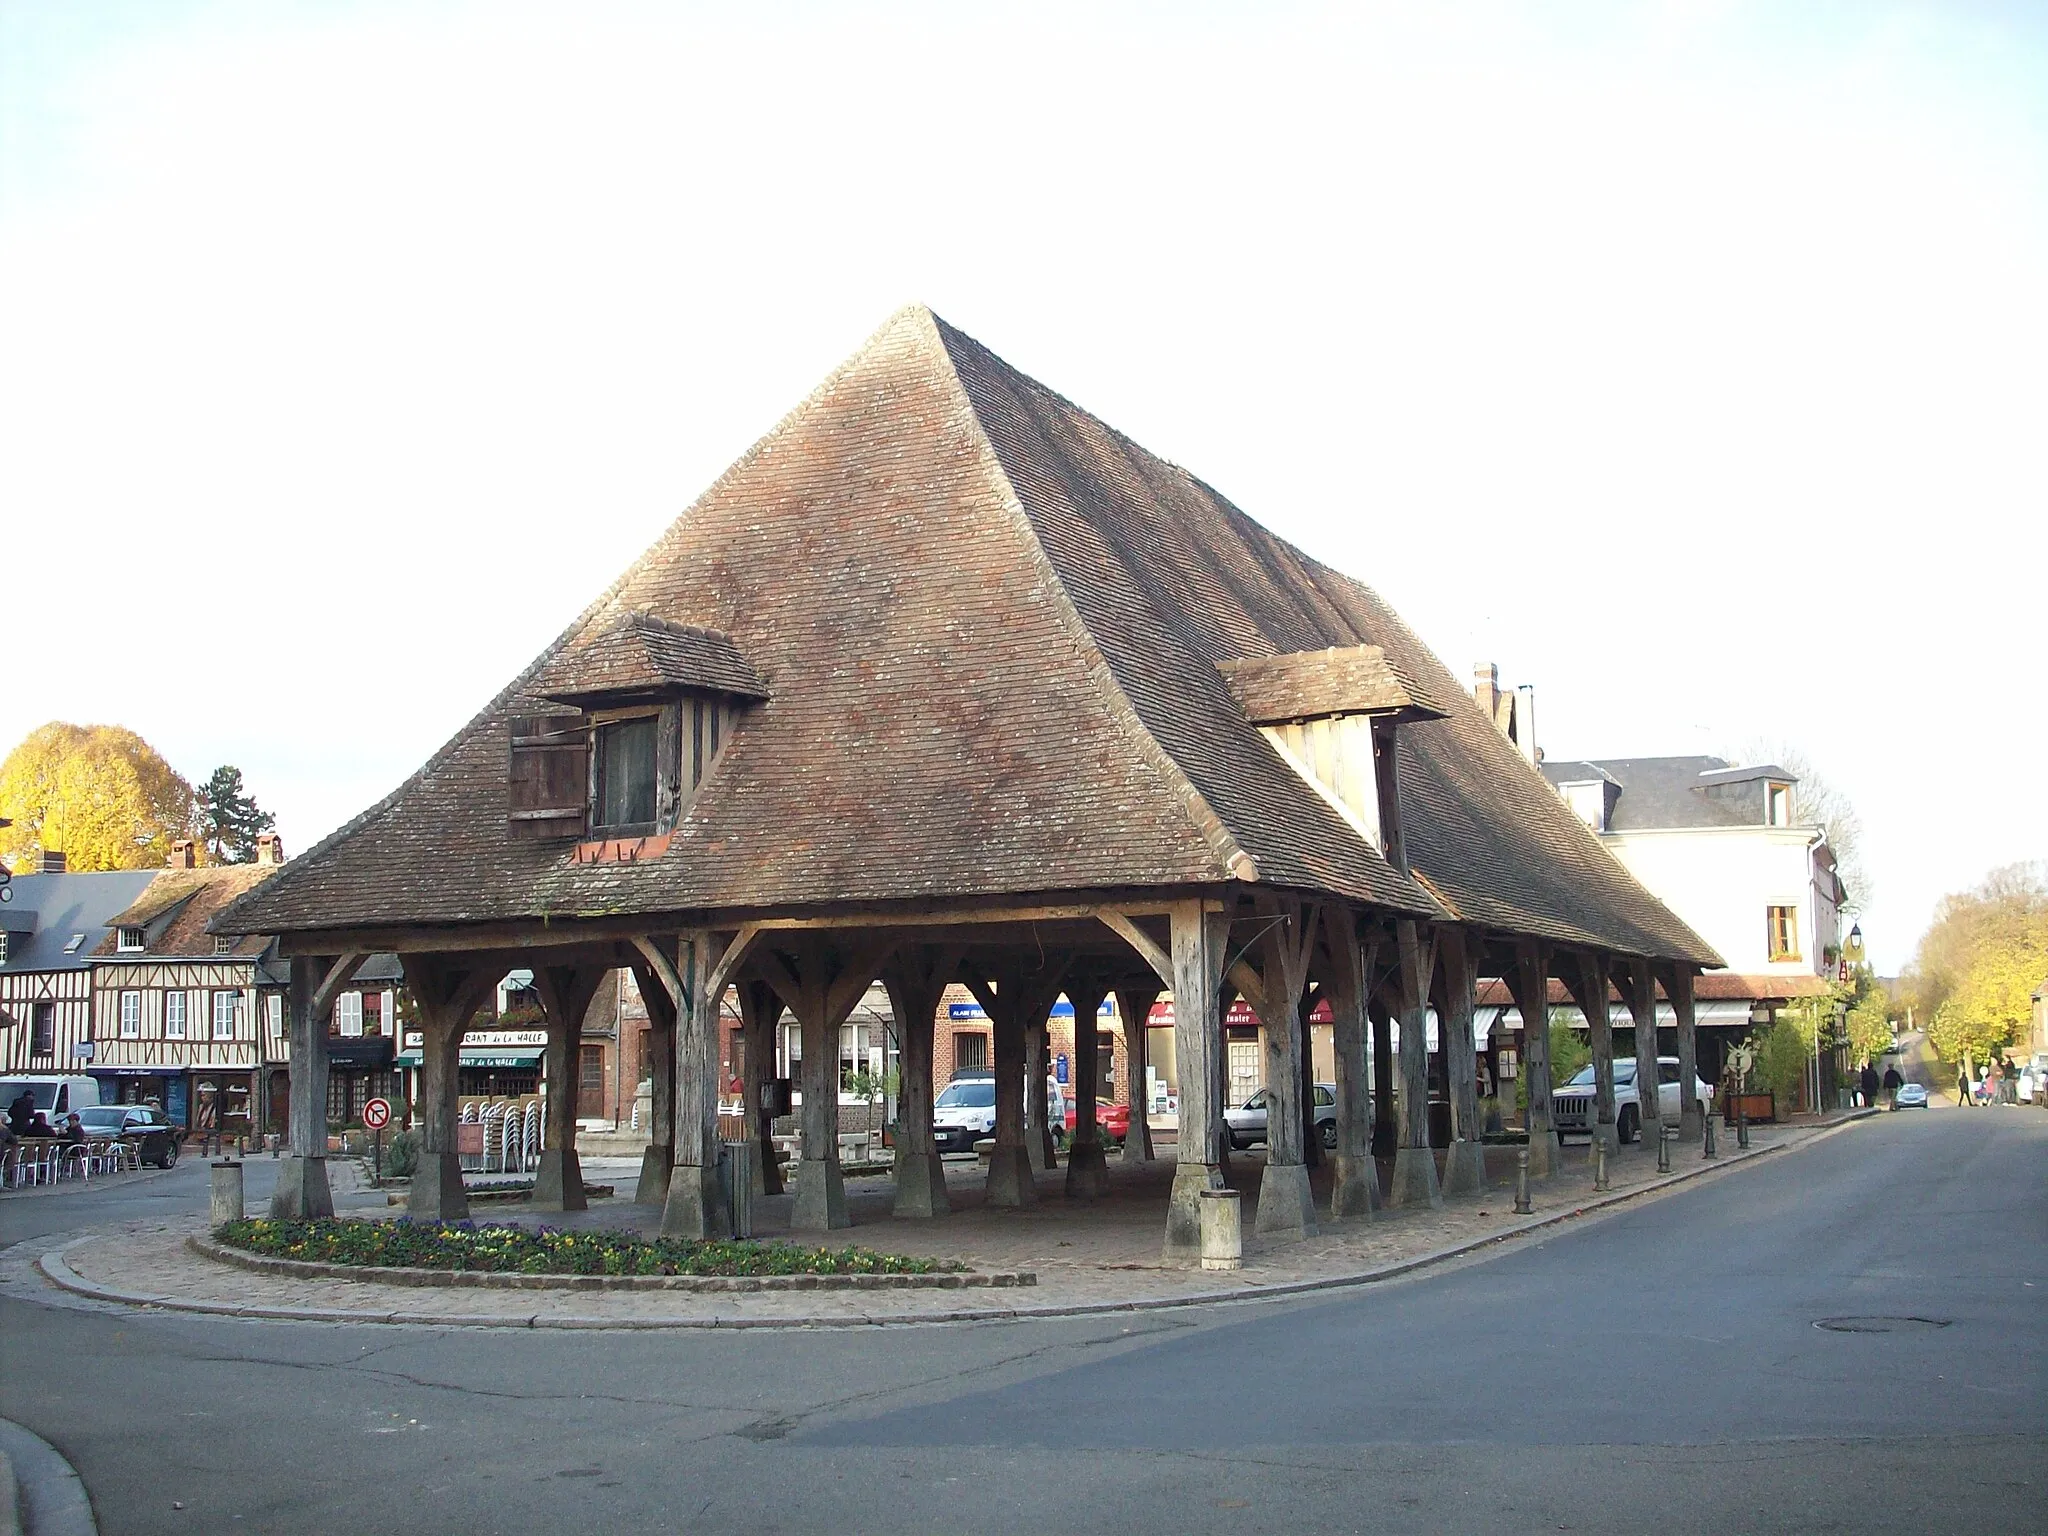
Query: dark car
75,1104,180,1167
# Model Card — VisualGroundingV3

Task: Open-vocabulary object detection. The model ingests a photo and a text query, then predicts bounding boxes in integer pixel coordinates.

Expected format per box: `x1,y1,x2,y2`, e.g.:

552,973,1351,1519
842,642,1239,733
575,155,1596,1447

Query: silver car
1225,1083,1339,1151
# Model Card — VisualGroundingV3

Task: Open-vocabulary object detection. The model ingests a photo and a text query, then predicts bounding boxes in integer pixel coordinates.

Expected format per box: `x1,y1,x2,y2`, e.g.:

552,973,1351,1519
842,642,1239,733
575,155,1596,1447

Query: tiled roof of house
1542,755,1773,833
531,613,769,705
219,307,1719,966
97,866,279,959
0,872,160,974
1216,645,1446,725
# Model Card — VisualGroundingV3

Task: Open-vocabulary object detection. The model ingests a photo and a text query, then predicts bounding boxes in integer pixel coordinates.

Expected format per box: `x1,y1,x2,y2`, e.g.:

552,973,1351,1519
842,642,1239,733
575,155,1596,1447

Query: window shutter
508,714,591,839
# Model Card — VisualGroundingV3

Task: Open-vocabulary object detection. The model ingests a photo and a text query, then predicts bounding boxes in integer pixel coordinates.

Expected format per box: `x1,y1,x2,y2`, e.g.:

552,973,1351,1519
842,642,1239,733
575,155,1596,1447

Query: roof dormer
1218,645,1446,868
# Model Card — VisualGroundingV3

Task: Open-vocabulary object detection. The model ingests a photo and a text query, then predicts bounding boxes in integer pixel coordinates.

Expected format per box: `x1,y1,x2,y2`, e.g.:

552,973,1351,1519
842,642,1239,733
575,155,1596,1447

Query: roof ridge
919,311,1258,885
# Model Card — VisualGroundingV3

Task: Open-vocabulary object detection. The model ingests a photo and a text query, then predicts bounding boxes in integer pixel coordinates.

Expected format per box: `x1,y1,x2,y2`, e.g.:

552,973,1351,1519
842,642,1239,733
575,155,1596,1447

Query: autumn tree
0,723,195,872
1907,863,2048,1070
195,766,276,863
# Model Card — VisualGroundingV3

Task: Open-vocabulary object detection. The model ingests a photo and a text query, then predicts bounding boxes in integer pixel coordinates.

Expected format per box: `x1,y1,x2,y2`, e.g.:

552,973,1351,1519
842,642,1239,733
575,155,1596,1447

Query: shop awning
394,1049,543,1069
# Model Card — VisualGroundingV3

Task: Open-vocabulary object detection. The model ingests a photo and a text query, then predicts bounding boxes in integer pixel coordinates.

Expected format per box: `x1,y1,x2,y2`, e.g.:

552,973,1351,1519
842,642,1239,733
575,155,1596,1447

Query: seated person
58,1112,88,1146
25,1112,57,1138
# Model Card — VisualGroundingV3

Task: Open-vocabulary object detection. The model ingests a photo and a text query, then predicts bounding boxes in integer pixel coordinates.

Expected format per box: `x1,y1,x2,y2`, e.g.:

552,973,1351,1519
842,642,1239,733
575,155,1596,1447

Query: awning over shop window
395,1048,544,1069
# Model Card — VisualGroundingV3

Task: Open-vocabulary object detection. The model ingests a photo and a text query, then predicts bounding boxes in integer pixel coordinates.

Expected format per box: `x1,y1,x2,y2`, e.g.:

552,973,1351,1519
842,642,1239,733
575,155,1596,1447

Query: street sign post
364,1096,392,1183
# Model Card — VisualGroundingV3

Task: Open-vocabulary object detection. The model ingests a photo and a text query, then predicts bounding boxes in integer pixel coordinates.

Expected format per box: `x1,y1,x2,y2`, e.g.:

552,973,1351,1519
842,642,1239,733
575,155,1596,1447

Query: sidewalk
21,1116,1867,1330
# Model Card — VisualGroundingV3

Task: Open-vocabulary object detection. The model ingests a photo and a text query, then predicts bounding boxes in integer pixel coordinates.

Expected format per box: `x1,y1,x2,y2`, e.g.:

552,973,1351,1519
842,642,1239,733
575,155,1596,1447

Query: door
577,1046,605,1119
1227,1038,1262,1105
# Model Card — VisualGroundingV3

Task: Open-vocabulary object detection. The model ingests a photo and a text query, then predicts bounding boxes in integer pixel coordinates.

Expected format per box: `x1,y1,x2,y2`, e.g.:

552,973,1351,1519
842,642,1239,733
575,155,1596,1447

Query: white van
0,1075,102,1125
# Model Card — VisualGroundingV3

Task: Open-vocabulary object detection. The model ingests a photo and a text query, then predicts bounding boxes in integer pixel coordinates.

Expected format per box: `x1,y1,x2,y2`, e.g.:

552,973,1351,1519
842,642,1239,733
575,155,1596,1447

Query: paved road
3,1110,2041,1535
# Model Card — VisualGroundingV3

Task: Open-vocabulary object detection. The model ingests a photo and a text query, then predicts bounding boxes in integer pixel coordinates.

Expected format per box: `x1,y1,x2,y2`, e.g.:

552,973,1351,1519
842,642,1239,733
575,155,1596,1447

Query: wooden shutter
508,714,591,840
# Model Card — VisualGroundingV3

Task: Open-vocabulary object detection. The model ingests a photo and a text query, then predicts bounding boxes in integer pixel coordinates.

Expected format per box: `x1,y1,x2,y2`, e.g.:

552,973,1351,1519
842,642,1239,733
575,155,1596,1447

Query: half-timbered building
1,860,158,1076
218,306,1722,1250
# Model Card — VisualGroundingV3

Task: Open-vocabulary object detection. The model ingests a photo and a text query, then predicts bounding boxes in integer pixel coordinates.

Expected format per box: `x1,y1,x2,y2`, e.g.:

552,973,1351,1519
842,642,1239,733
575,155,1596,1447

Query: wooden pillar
1164,902,1226,1264
1510,941,1560,1177
532,964,603,1213
1565,950,1620,1154
1369,996,1397,1158
1064,977,1113,1199
737,977,785,1197
661,933,733,1238
1114,983,1159,1162
1623,956,1664,1149
271,950,366,1219
1662,963,1703,1142
1244,899,1318,1239
1026,1017,1055,1172
969,961,1067,1209
880,948,956,1219
1388,919,1443,1208
1437,928,1486,1197
1325,910,1379,1219
629,956,677,1205
398,955,494,1224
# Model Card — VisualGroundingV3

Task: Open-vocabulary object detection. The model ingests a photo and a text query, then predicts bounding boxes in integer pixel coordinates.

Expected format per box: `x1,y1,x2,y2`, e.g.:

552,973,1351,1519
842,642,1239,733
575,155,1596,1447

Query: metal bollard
1703,1111,1718,1159
1737,1101,1750,1150
1592,1136,1610,1192
209,1160,245,1227
1198,1187,1242,1271
723,1140,756,1239
1513,1148,1533,1214
1657,1122,1673,1174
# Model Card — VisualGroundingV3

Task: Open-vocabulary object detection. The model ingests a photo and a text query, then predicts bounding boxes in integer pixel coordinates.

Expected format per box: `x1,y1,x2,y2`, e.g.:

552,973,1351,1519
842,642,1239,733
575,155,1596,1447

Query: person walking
1858,1062,1881,1110
1957,1065,1973,1107
1881,1062,1903,1110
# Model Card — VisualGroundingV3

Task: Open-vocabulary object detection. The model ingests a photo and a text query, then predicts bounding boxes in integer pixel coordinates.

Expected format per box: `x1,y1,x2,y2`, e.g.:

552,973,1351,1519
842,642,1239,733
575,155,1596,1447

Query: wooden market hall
217,307,1723,1262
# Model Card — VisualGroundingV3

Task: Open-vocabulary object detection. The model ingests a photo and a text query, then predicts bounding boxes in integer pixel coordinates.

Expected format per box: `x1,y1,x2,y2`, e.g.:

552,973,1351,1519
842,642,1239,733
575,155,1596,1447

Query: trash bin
719,1141,756,1239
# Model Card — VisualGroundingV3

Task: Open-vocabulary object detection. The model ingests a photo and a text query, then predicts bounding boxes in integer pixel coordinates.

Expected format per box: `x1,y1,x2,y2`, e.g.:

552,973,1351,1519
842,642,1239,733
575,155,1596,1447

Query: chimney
1513,684,1539,767
169,838,196,869
1473,663,1500,726
254,833,285,866
40,850,67,874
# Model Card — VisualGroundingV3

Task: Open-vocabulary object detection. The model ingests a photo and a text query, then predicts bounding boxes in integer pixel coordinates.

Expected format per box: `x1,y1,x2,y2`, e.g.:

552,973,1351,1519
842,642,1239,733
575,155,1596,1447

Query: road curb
0,1418,97,1536
32,1125,1853,1332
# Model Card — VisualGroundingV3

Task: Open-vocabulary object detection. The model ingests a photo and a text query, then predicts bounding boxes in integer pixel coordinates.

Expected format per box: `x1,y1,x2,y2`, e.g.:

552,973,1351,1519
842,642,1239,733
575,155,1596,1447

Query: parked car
1062,1097,1132,1145
1550,1057,1714,1143
74,1103,181,1166
0,1075,102,1122
1892,1082,1929,1109
1224,1083,1338,1151
930,1071,1069,1155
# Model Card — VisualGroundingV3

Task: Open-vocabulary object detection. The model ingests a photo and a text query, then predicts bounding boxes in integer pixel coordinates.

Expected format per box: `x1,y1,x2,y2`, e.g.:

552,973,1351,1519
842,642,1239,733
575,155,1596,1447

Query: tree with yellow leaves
0,723,196,872
1908,863,2048,1072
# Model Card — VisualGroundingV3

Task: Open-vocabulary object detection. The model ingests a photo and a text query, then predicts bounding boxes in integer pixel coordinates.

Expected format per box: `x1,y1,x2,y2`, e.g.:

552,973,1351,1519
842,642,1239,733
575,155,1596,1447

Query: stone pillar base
267,1155,332,1220
1441,1139,1487,1198
790,1157,849,1231
985,1145,1038,1208
1679,1106,1704,1144
892,1150,951,1218
1524,1128,1562,1178
1120,1131,1155,1164
634,1142,674,1205
1253,1160,1318,1240
1026,1134,1054,1173
406,1151,470,1223
659,1162,728,1239
1163,1161,1224,1266
1387,1147,1444,1209
1330,1153,1380,1220
531,1148,587,1213
1064,1140,1110,1200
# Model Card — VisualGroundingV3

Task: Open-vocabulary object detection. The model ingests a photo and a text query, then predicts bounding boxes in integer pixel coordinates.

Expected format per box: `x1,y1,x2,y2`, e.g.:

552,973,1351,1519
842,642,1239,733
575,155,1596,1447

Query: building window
117,926,145,952
212,990,240,1041
954,1032,989,1071
165,991,186,1040
266,992,283,1044
1766,782,1792,827
593,716,658,832
213,935,234,956
1767,906,1801,962
32,1001,55,1056
120,990,141,1039
334,992,364,1037
0,931,9,965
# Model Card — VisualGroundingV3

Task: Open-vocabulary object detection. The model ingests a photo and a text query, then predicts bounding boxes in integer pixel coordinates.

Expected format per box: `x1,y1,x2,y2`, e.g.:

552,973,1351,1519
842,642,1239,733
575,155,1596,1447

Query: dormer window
213,935,234,956
1766,781,1792,827
117,926,145,952
594,716,659,833
1561,781,1608,832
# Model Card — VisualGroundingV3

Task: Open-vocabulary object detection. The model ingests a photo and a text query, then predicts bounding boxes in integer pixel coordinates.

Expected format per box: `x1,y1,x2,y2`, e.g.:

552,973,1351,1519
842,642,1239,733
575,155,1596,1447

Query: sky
3,0,2043,972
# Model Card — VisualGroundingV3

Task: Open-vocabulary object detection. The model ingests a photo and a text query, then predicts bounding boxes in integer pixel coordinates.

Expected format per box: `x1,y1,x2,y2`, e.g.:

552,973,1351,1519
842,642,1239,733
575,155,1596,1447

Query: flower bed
214,1218,961,1278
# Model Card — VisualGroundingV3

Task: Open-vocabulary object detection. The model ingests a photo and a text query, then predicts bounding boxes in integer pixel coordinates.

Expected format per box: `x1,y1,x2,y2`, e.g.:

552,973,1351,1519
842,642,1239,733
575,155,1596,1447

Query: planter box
1723,1091,1776,1125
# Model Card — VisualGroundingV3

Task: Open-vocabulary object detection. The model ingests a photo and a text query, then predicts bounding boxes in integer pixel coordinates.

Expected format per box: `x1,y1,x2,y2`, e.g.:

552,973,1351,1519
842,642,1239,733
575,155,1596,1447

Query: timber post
1387,919,1443,1209
881,948,956,1219
1571,950,1621,1157
1163,900,1226,1264
629,953,678,1205
1437,927,1487,1197
661,932,731,1239
1243,898,1318,1240
737,977,784,1196
531,964,603,1213
1663,963,1704,1144
1622,956,1664,1153
1326,909,1379,1220
1511,941,1561,1177
1113,982,1160,1163
271,950,365,1220
1063,974,1113,1200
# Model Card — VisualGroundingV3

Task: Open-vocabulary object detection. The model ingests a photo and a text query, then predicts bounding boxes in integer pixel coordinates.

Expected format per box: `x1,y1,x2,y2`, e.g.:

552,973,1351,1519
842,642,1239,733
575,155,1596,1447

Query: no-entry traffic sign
362,1097,393,1131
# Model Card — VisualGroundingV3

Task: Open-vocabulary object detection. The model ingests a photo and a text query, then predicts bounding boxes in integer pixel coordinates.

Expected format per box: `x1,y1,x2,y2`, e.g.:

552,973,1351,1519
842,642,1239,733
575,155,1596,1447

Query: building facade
1,860,158,1077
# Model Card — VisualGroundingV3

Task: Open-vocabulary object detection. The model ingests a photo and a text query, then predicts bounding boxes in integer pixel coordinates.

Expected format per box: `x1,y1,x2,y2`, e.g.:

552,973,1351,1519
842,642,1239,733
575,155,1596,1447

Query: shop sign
402,1029,548,1049
1146,998,1333,1027
947,1000,1115,1021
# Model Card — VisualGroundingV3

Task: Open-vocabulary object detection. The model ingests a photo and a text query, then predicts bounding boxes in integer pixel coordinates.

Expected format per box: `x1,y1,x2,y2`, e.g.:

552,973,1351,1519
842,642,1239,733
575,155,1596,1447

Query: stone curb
0,1417,98,1536
185,1234,1032,1292
34,1121,1863,1332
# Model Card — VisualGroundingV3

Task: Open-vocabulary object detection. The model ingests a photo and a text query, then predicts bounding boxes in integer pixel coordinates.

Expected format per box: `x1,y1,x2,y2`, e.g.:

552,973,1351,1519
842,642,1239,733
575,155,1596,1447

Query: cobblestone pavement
15,1122,1846,1327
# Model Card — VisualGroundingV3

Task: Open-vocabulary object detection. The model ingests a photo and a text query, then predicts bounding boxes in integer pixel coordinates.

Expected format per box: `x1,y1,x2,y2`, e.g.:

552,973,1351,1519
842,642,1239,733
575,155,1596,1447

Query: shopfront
397,1028,545,1105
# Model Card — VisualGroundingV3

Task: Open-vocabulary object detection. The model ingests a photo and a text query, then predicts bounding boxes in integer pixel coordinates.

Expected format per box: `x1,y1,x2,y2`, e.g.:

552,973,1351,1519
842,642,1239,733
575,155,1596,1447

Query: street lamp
1845,923,1865,966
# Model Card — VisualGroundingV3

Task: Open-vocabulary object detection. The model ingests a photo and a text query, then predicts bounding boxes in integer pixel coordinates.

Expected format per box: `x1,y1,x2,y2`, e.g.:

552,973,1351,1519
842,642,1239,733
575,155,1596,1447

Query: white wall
1600,826,1827,975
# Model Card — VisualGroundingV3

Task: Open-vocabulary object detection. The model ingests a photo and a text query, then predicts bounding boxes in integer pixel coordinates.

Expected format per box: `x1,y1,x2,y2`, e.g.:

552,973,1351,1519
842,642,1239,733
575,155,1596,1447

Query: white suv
1550,1056,1713,1143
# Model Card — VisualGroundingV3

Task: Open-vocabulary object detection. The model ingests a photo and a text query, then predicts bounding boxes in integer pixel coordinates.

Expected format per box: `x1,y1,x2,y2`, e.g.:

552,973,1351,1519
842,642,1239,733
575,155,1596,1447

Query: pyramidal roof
221,307,1718,966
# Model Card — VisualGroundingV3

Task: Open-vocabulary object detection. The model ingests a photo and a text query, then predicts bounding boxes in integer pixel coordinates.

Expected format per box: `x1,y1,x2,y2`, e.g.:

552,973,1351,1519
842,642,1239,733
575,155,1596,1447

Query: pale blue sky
4,1,2044,970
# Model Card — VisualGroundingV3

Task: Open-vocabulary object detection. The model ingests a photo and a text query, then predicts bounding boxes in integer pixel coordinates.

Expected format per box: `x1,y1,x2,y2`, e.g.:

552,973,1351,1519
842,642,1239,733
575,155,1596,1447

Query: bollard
1592,1136,1609,1192
1513,1148,1533,1215
1198,1187,1242,1271
724,1140,756,1239
209,1160,245,1228
1703,1111,1718,1159
1657,1122,1673,1174
1737,1101,1750,1150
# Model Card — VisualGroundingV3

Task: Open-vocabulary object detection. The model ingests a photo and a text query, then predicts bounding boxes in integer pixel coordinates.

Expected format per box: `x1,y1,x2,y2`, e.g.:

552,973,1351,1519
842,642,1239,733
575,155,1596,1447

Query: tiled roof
1540,755,1795,833
1216,646,1446,725
219,307,1719,966
0,872,159,974
531,613,768,705
98,867,278,960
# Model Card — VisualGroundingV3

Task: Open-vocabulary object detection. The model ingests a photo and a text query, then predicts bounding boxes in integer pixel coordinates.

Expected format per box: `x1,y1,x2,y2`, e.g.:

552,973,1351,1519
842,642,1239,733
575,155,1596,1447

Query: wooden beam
702,923,764,1007
629,935,683,1007
1095,909,1173,990
308,951,369,1022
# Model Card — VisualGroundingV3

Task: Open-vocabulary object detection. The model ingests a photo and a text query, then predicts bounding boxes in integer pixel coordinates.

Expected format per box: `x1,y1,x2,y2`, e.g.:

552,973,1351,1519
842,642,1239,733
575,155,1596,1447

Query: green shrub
214,1217,964,1277
382,1129,418,1179
1549,1014,1591,1085
1752,1018,1814,1106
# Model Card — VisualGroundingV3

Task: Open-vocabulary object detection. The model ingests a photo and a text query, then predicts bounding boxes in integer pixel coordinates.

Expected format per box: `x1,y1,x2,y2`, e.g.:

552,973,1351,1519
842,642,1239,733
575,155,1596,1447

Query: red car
1063,1098,1132,1145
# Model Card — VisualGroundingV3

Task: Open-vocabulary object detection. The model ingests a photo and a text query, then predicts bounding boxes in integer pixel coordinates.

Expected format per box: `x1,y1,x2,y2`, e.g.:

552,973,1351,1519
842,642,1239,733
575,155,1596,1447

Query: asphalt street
2,1108,2041,1536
